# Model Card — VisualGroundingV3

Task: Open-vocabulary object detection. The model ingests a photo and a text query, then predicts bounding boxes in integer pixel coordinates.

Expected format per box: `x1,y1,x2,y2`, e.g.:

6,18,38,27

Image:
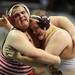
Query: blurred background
0,0,75,18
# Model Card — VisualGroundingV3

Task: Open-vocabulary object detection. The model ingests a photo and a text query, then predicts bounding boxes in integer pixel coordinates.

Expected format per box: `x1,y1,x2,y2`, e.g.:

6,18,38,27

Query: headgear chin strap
7,3,30,16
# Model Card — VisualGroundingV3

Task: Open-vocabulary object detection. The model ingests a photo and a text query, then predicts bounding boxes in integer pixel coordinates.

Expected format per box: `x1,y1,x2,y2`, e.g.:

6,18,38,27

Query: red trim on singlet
0,51,34,75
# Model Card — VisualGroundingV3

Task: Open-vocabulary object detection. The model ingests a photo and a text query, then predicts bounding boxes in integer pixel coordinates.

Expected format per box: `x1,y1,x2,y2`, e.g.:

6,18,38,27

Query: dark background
0,0,75,20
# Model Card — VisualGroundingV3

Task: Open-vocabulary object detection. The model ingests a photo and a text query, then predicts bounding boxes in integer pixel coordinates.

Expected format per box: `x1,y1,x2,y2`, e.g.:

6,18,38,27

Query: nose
33,31,40,36
19,13,23,18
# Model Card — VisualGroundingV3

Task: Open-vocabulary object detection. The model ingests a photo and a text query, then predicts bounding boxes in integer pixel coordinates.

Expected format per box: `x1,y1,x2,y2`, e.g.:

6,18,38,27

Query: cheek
15,18,21,24
37,29,41,33
14,20,21,27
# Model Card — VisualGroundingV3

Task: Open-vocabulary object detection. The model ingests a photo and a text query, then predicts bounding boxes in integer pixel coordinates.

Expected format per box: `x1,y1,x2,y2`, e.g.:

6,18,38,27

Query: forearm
16,46,61,65
21,48,61,65
14,49,60,66
14,52,46,66
50,16,75,36
50,16,74,28
5,24,13,30
59,16,75,35
35,49,61,65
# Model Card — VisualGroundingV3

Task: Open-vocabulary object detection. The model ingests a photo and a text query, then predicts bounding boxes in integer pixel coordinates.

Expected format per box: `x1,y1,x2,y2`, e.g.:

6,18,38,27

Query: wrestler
0,3,60,75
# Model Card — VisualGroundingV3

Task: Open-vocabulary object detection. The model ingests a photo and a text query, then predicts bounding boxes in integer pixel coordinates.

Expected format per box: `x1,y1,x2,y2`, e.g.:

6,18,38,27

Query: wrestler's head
7,2,30,31
30,15,50,40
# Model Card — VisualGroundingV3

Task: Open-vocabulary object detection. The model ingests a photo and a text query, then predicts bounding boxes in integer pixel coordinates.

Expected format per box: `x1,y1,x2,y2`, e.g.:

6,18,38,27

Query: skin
0,6,60,75
1,15,75,75
30,20,74,59
1,16,75,44
0,16,13,30
12,6,30,31
49,16,75,57
50,16,75,46
0,4,75,74
30,19,75,75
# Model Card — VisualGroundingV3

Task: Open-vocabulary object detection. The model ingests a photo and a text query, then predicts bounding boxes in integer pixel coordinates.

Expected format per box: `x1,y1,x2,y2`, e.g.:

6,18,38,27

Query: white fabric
58,58,75,75
59,58,75,70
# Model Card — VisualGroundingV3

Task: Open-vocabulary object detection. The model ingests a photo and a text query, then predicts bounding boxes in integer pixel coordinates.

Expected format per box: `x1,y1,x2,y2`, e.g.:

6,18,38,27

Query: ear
29,18,38,26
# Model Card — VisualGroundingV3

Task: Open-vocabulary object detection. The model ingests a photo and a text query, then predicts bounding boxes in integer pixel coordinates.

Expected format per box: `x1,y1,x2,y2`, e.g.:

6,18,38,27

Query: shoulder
6,29,27,43
57,28,70,36
49,16,67,20
8,29,24,38
53,28,72,42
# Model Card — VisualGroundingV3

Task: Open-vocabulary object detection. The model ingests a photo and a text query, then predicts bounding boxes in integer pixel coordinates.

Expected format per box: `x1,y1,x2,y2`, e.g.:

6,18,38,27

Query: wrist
7,24,14,30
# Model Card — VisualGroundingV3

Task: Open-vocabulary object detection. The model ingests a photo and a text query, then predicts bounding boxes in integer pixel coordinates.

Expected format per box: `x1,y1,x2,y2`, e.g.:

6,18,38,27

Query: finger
2,15,8,21
0,17,4,23
0,17,3,20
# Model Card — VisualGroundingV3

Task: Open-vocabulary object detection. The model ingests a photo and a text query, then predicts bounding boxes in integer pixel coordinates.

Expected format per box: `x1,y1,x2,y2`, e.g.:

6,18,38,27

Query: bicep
9,34,39,57
50,16,75,30
8,31,46,58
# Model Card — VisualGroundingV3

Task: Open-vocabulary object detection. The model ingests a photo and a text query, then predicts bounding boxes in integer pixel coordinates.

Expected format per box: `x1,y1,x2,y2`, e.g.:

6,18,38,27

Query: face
12,6,30,31
30,19,45,40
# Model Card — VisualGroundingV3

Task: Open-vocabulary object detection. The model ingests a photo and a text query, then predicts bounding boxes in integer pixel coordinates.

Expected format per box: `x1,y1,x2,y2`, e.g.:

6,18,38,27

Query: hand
14,52,33,63
0,15,13,30
33,66,47,75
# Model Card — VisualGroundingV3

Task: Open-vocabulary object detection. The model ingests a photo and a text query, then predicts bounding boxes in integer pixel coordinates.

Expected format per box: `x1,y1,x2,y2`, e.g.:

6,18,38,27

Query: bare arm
4,30,61,65
50,16,75,45
50,16,75,35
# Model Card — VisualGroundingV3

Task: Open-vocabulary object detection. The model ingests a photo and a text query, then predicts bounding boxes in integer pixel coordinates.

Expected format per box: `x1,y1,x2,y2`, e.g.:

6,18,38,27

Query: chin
17,26,28,31
21,24,29,29
38,36,43,40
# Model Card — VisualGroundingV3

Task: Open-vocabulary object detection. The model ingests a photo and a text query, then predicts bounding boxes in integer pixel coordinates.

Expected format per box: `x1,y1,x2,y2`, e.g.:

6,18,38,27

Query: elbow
56,56,61,64
52,56,61,65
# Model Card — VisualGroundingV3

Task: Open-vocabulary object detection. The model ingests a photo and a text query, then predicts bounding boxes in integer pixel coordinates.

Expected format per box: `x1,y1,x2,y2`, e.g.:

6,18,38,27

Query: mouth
20,17,28,22
21,18,27,22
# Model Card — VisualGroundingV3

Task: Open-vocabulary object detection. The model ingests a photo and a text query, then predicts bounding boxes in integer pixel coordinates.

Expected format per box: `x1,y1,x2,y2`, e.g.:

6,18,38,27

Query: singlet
45,25,59,47
0,28,34,75
41,25,60,75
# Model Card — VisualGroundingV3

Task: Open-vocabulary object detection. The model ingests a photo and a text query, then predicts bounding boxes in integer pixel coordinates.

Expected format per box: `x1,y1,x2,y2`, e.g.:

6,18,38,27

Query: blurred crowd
0,0,75,17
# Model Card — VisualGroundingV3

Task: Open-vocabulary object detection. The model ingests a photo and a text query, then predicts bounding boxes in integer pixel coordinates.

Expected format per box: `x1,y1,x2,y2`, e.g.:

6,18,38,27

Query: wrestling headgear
31,15,50,30
7,3,30,16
